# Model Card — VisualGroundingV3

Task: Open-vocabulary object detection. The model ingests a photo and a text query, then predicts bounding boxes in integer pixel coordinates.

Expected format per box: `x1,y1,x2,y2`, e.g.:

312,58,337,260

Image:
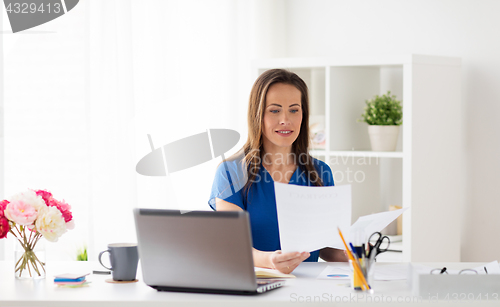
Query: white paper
275,183,352,253
317,264,409,281
317,265,351,280
347,208,408,243
473,261,500,274
374,264,409,281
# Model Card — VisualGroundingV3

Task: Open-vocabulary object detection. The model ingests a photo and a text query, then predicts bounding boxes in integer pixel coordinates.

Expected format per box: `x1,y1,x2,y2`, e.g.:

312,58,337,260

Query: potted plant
359,91,402,151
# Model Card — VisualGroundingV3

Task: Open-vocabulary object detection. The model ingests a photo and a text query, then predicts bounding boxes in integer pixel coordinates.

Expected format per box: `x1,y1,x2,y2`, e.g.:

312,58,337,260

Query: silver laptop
133,208,284,295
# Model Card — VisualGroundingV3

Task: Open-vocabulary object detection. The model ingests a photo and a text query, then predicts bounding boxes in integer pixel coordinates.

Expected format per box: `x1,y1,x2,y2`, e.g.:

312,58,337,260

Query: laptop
133,208,284,295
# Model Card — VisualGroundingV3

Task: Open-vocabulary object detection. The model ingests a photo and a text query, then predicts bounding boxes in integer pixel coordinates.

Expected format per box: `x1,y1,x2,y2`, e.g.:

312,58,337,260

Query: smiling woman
209,69,347,274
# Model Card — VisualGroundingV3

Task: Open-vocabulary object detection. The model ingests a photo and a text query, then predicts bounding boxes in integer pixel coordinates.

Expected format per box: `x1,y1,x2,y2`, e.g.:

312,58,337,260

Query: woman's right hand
269,250,310,274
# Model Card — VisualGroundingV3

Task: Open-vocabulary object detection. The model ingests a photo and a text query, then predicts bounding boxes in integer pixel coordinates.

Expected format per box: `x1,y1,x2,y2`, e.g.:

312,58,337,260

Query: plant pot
368,125,400,151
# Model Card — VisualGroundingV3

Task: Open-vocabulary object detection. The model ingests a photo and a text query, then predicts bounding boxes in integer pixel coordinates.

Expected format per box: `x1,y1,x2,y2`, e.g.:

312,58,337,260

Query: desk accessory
410,263,500,299
54,273,90,279
55,277,86,282
367,232,390,259
56,281,91,288
98,243,139,281
0,189,74,279
105,278,139,284
54,272,90,287
337,227,370,291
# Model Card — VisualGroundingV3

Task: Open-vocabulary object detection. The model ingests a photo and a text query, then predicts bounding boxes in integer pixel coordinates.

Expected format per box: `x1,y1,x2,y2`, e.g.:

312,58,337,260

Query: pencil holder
349,259,375,291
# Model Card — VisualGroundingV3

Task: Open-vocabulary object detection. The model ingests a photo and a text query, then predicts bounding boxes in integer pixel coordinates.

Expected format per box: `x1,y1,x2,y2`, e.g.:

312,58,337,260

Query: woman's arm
215,198,309,273
319,247,348,262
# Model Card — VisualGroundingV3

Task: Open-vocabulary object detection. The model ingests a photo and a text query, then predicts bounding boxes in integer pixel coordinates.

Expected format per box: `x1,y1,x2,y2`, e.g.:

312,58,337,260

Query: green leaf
358,90,402,125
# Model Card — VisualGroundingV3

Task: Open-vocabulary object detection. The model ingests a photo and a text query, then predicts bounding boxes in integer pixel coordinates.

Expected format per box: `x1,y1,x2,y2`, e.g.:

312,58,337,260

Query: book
254,267,296,279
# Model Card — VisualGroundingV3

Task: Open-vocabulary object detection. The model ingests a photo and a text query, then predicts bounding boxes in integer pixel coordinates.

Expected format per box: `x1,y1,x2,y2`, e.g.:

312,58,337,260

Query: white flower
10,189,47,213
35,206,67,242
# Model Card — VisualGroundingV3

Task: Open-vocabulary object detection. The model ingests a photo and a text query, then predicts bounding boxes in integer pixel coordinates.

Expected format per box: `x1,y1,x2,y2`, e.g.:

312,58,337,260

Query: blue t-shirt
208,155,334,262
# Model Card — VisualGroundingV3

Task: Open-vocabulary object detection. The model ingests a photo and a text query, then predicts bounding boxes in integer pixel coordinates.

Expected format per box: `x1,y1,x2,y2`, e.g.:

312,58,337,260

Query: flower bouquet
0,189,74,278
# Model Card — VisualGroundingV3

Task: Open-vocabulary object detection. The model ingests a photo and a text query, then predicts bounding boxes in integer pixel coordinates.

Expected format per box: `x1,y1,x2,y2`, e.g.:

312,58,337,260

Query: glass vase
14,237,46,279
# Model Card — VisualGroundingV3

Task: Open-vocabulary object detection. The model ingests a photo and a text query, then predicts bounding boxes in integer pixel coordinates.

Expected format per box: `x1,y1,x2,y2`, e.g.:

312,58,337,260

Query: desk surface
0,261,497,307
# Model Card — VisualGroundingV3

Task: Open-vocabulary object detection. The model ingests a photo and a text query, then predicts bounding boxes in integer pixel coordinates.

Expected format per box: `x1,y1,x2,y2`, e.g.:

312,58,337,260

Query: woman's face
262,82,303,153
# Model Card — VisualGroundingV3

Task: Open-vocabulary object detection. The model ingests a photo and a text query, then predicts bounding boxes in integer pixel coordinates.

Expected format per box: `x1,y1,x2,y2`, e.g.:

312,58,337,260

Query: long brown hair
241,69,323,195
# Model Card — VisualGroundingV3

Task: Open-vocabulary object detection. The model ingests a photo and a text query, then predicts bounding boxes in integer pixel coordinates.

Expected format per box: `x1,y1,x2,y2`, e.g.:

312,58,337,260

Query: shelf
310,150,404,158
255,54,462,262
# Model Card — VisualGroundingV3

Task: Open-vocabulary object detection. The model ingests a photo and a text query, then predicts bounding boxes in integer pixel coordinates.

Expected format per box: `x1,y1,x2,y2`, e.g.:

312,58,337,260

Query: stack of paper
54,273,90,287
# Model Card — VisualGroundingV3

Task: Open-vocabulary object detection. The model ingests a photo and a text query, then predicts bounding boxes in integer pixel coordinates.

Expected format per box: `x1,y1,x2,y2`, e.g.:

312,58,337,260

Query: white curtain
1,0,286,260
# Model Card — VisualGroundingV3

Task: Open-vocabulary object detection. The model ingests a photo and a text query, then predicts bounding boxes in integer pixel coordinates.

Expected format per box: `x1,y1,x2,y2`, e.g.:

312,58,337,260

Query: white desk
0,261,498,306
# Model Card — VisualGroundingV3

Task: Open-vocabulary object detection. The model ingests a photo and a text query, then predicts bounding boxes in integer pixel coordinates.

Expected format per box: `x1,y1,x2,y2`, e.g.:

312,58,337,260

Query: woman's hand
269,251,310,274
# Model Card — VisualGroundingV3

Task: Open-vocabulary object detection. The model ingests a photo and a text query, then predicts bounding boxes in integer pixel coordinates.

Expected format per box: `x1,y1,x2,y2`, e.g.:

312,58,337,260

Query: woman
209,69,347,274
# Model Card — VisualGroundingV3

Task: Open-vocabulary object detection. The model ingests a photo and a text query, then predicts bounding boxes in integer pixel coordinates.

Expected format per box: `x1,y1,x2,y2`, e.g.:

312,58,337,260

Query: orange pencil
337,227,371,290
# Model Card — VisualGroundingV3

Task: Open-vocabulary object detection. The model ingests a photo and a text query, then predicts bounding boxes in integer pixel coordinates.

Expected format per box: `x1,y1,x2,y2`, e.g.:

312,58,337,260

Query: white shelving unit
254,55,463,262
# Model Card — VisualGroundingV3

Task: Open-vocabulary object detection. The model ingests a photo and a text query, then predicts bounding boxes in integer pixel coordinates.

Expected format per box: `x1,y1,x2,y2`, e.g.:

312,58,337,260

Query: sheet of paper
275,183,352,253
317,265,352,280
347,208,408,243
473,261,500,274
374,264,409,281
317,264,408,281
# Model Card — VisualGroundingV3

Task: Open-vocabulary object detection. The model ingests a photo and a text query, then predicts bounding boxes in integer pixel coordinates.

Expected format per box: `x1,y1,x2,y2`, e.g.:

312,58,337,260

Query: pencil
338,227,371,290
339,231,366,290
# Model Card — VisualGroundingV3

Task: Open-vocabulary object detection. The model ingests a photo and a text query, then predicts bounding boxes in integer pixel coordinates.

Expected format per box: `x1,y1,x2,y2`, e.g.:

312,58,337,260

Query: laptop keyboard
256,280,284,293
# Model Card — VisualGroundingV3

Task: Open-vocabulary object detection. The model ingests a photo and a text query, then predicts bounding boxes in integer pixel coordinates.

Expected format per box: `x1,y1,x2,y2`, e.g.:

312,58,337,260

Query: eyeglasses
430,267,481,275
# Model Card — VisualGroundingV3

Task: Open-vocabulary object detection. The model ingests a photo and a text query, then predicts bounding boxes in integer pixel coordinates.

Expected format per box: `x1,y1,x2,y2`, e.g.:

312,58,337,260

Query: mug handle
98,250,113,270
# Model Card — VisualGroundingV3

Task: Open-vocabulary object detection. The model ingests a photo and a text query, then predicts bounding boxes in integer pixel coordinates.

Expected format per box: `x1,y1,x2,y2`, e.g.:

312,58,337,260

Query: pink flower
0,217,9,239
0,200,9,218
0,201,9,239
35,190,73,223
4,200,38,226
35,190,53,206
0,200,9,238
10,190,47,213
53,199,72,223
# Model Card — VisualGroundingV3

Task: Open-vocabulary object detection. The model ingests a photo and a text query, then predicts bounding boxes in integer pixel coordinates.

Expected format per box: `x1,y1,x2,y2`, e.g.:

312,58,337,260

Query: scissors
367,232,390,259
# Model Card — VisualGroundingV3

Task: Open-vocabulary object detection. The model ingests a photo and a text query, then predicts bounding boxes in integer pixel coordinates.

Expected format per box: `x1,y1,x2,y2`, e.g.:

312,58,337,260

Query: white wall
284,0,500,261
0,0,288,261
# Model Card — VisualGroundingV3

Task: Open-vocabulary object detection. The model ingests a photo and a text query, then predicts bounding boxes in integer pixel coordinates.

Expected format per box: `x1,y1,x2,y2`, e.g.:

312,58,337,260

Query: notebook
133,208,284,295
